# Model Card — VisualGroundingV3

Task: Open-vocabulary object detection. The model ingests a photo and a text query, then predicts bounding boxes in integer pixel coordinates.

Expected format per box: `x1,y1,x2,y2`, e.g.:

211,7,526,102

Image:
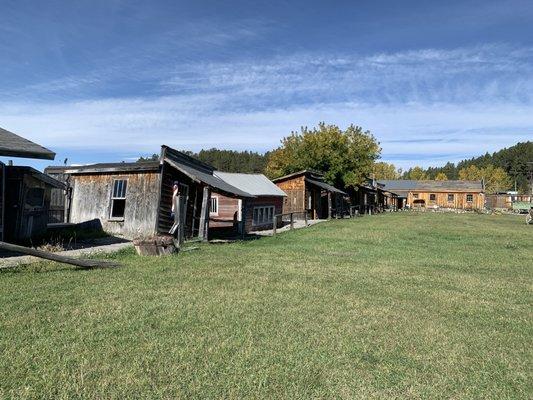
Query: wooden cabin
0,127,57,242
209,172,286,233
272,170,346,219
485,193,532,210
45,146,276,240
378,180,485,210
1,167,64,242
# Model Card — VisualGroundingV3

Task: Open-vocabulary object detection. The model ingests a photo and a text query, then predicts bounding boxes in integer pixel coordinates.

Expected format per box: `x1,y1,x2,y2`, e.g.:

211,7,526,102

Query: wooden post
290,212,294,230
328,192,332,219
240,199,246,239
0,241,120,269
198,186,210,241
272,215,277,236
304,209,308,226
190,186,198,236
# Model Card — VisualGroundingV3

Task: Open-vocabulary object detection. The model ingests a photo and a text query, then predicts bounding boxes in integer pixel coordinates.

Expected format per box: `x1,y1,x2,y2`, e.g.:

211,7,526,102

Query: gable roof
161,146,253,198
0,127,56,160
271,170,324,183
214,172,286,197
378,180,484,192
8,166,64,189
305,178,346,194
272,170,346,194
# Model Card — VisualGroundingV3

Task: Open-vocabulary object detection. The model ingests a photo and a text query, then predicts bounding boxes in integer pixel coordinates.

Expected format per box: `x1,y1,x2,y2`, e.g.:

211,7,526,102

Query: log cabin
378,180,485,210
272,170,347,219
0,127,58,242
209,172,286,233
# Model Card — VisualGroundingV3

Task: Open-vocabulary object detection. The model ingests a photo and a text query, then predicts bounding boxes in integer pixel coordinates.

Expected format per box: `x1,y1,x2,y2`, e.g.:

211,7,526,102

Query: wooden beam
198,186,210,241
0,241,121,269
328,192,332,219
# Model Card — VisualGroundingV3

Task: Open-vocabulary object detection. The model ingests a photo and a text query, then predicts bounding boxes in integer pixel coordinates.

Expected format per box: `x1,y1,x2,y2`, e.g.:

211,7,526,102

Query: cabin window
412,193,419,199
466,194,473,202
253,206,275,226
110,179,127,219
429,194,436,202
448,194,454,202
210,196,219,215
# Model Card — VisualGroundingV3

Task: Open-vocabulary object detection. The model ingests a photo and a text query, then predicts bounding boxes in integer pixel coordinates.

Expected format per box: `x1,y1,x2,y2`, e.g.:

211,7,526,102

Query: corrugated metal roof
378,179,484,192
0,127,56,160
214,172,286,197
164,158,253,198
305,178,346,194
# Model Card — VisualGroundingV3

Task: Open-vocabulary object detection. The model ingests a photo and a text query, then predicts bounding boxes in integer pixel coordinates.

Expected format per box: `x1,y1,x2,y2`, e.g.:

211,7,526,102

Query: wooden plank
328,192,332,219
198,186,210,241
0,241,121,269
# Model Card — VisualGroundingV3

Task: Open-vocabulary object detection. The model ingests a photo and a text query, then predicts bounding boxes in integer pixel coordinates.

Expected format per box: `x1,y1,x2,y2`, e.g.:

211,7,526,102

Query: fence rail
272,210,310,235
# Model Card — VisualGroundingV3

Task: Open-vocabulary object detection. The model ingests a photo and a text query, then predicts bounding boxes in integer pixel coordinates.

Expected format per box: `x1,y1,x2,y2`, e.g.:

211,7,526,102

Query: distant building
485,192,532,211
272,170,347,219
378,180,485,210
209,172,286,233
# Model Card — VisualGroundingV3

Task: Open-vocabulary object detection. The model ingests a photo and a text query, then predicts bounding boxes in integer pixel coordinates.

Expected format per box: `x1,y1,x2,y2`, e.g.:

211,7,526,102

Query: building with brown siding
272,170,346,219
210,172,286,233
378,180,485,210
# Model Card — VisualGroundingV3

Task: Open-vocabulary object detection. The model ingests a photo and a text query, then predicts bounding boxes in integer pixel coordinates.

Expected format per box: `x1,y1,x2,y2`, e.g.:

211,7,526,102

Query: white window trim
466,194,474,203
109,178,128,221
210,196,219,216
252,205,275,226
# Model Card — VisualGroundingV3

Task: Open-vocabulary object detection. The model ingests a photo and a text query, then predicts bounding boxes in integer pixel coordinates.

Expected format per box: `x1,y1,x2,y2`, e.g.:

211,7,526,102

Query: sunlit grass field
1,212,532,399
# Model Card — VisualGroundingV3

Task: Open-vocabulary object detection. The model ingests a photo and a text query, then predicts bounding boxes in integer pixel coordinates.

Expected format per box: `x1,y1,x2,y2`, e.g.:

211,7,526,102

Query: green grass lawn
1,213,532,399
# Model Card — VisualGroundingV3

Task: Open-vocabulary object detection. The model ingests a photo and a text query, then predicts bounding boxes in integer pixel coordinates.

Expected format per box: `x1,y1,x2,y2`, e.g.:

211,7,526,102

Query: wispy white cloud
1,44,532,169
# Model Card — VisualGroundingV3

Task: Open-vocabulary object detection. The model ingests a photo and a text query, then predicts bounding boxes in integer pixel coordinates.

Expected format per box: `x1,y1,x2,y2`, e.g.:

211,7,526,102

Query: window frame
412,193,419,199
252,205,275,226
447,193,454,202
429,193,436,202
466,193,474,203
109,178,128,221
210,196,219,216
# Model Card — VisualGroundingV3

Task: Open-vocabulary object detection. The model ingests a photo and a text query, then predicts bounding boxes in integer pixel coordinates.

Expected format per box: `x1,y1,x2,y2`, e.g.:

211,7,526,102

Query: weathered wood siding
209,192,240,228
276,176,305,214
243,196,284,232
485,194,532,210
157,163,204,238
3,171,53,241
407,191,484,210
70,171,160,238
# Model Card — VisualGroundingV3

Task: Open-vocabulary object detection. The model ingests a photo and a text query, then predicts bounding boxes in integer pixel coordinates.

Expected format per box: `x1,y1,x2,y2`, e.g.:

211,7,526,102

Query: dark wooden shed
1,127,56,242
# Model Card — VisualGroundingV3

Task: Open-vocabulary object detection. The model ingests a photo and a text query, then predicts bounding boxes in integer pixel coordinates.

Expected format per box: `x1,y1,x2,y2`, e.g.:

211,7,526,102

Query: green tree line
138,127,531,194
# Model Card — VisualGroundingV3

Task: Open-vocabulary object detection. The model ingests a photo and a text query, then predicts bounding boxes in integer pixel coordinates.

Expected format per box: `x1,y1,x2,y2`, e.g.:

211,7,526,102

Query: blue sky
1,0,532,171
